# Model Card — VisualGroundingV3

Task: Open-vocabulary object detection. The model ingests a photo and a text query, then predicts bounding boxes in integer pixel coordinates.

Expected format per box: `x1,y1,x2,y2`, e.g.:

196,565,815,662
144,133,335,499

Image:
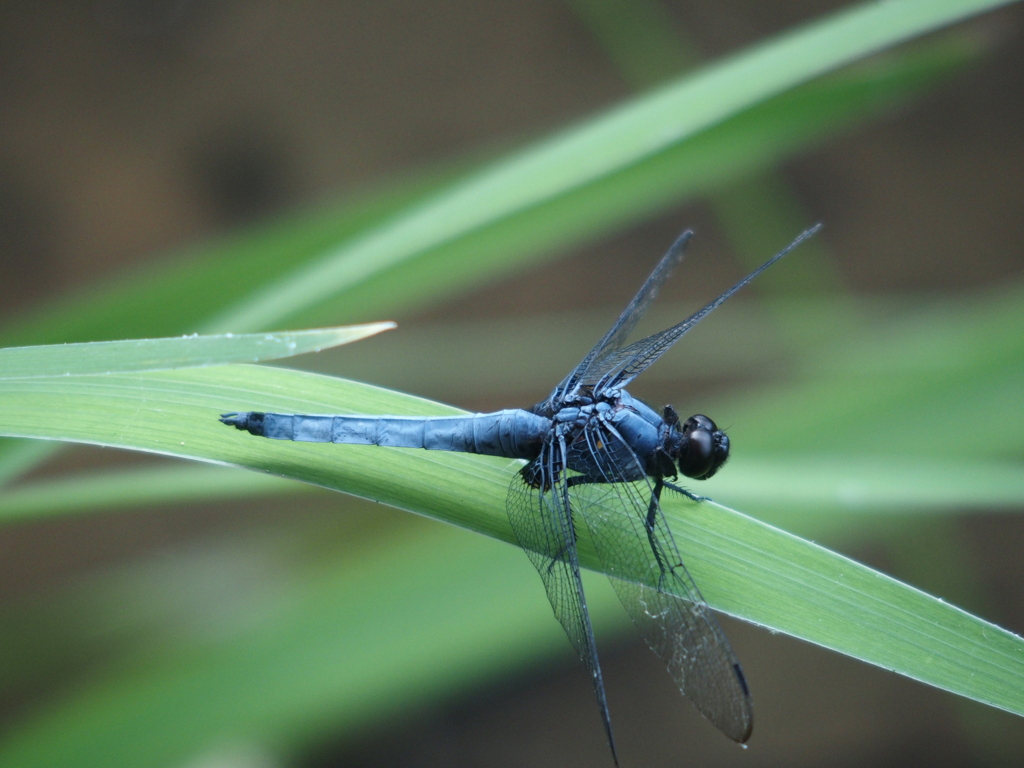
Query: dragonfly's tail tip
219,412,246,427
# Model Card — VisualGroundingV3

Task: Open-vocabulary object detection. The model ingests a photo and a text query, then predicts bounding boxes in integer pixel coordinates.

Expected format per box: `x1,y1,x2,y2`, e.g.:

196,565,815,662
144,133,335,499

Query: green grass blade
567,0,695,87
0,441,59,488
0,26,979,488
0,465,304,522
679,497,1024,717
3,453,1023,527
0,364,1020,719
308,38,980,331
0,518,615,768
0,324,394,380
0,324,390,486
0,170,450,349
2,27,981,353
209,0,1009,332
712,456,1024,513
724,285,1024,458
6,275,1023,520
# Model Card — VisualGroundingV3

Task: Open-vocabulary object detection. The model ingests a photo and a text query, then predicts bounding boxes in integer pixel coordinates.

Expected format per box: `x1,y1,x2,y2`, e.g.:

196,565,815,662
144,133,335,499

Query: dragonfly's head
674,414,729,480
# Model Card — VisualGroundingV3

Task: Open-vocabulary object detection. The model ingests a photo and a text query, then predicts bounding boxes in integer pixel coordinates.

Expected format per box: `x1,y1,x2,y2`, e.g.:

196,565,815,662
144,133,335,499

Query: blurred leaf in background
0,1,1023,767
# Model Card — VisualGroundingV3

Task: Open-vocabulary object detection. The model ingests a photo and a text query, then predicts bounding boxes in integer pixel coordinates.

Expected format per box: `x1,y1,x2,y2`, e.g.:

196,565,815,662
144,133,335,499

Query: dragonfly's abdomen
221,410,551,460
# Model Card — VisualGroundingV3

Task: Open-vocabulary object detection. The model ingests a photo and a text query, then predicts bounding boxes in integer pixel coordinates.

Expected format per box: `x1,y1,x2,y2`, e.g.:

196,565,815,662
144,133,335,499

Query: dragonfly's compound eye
678,414,730,480
686,414,716,433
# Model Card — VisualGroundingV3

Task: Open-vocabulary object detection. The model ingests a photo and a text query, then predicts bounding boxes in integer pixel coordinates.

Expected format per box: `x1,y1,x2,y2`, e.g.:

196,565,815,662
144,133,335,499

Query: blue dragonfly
222,225,819,764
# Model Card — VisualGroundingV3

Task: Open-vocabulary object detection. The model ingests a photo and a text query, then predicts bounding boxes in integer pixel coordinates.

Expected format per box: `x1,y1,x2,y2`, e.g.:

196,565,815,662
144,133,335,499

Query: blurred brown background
1,1,1024,766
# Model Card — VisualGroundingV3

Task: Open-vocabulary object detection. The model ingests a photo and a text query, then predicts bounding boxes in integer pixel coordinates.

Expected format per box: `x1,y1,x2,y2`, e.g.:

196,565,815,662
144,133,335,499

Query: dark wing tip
712,701,753,745
734,716,754,745
723,663,754,743
738,722,754,744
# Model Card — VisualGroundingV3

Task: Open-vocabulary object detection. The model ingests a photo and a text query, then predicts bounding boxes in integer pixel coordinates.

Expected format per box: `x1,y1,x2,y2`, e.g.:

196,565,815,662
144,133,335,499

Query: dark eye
688,415,716,433
678,414,730,480
678,428,714,479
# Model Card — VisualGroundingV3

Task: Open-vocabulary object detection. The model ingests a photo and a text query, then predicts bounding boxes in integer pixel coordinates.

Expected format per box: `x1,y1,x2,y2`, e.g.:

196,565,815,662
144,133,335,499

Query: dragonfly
221,224,820,764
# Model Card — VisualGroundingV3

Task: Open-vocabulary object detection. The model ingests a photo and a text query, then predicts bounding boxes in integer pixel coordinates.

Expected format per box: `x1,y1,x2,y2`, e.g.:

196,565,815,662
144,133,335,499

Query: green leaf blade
0,324,394,380
674,498,1024,717
210,0,1012,333
1,363,1020,719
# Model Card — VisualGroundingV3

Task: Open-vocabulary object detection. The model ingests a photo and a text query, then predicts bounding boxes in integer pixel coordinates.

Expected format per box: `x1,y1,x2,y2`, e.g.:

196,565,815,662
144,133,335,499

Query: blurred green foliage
0,1,1021,767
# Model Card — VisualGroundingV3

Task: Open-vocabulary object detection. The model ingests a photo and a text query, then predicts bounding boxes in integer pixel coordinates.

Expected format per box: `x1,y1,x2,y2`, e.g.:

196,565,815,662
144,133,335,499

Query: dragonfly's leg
538,442,575,576
644,480,673,591
663,479,709,503
662,404,681,429
565,475,595,488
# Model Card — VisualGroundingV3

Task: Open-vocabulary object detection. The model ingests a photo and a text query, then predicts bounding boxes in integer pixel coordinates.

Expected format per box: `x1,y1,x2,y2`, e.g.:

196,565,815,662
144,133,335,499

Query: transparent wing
566,419,754,742
585,224,821,396
544,230,692,409
506,437,619,764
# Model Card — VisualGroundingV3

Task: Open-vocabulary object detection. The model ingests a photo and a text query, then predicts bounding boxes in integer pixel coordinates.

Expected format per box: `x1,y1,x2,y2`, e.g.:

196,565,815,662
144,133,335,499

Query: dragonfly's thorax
545,391,663,482
540,388,730,483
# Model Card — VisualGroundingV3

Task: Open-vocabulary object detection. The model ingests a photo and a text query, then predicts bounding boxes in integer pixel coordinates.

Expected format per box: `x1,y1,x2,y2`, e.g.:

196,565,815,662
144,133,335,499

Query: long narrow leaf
8,271,1023,522
209,0,1010,332
0,465,304,522
0,325,394,380
0,25,988,487
1,28,982,353
5,453,1022,526
0,518,619,768
0,364,1020,720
